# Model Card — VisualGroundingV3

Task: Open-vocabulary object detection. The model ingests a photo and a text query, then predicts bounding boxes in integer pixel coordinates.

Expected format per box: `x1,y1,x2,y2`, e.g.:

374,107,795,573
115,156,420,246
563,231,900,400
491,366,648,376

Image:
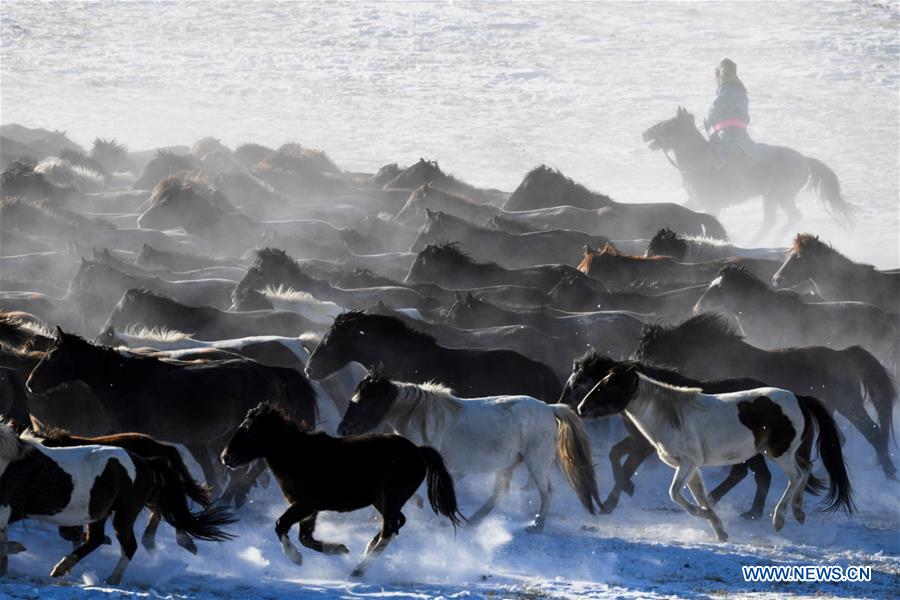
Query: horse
132,149,202,190
0,422,234,584
773,233,900,312
35,427,217,555
498,165,727,239
578,242,781,291
233,248,439,312
136,243,247,273
645,228,788,263
405,242,596,291
557,351,825,519
1,196,115,241
635,313,898,479
695,265,900,370
445,292,645,361
364,301,567,377
384,158,507,206
26,328,318,494
338,369,602,531
104,288,321,341
393,183,500,229
642,107,854,243
305,311,563,402
548,272,707,319
220,402,464,577
409,207,609,269
577,366,854,541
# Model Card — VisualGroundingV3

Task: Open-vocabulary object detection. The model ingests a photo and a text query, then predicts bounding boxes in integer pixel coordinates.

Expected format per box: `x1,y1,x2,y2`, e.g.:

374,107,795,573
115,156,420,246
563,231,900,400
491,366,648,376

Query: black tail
157,445,212,507
806,157,856,228
798,396,855,515
698,213,729,241
145,457,237,542
846,345,897,446
418,446,465,528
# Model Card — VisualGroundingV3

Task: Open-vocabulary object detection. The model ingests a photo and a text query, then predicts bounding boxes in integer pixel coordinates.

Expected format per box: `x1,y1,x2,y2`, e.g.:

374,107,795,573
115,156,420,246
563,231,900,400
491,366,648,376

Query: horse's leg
221,460,267,508
749,195,778,246
841,405,894,479
351,508,405,577
687,471,728,541
141,511,161,551
743,456,772,520
774,196,803,244
469,464,517,525
298,510,350,555
50,519,107,578
0,505,25,576
708,462,748,506
275,502,308,566
791,453,812,525
106,501,143,585
608,434,638,495
668,463,705,518
523,451,553,533
187,443,223,496
771,455,802,532
59,525,86,549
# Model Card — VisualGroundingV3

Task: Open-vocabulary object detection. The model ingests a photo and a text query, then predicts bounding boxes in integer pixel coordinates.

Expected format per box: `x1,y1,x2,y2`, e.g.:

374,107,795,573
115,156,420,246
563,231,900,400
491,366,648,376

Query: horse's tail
698,213,729,242
806,157,856,228
418,445,465,528
145,456,237,542
551,404,603,515
845,345,897,447
155,444,213,507
797,395,855,515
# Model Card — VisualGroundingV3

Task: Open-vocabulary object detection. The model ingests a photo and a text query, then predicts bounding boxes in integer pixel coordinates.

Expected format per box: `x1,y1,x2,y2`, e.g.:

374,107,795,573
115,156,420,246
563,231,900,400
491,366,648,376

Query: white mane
123,324,194,342
263,285,316,302
679,235,734,262
386,381,461,446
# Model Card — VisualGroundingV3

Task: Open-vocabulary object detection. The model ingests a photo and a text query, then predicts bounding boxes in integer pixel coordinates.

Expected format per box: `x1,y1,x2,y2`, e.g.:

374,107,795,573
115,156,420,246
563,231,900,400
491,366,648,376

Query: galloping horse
643,107,854,243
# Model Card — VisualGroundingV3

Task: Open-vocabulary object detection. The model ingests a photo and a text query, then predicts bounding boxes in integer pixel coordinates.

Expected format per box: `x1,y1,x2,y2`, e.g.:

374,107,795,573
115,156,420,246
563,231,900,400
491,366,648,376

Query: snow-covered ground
1,1,898,598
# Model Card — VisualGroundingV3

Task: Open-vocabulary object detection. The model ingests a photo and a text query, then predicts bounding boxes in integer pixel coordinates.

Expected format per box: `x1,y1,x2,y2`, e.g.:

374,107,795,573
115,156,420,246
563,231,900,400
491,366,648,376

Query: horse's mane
0,420,29,461
263,285,317,303
641,313,743,347
519,165,613,204
792,233,872,271
122,324,194,342
144,173,236,214
331,311,436,344
119,288,209,316
91,137,127,159
716,265,770,293
252,248,319,285
417,241,476,266
634,372,702,429
574,350,704,390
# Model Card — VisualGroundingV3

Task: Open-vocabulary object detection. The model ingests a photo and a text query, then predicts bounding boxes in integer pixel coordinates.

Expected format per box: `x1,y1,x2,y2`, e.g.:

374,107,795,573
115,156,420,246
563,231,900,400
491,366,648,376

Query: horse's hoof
525,523,543,534
141,536,156,552
102,535,112,546
105,574,123,586
773,516,785,532
350,567,365,578
794,510,806,525
2,541,26,555
234,493,249,510
715,531,729,542
740,510,762,521
324,544,350,555
50,555,77,578
178,538,199,555
622,481,635,497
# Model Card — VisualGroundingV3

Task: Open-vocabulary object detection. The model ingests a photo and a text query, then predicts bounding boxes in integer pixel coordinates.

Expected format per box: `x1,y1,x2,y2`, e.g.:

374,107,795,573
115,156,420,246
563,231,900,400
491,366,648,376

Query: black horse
305,311,563,402
635,313,897,479
642,107,854,243
220,403,464,577
26,328,318,493
557,351,825,519
404,242,598,291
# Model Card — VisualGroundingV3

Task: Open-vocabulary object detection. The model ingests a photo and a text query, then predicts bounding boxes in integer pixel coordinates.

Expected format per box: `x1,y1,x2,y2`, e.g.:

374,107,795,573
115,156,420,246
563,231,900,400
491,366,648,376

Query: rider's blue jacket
704,81,750,131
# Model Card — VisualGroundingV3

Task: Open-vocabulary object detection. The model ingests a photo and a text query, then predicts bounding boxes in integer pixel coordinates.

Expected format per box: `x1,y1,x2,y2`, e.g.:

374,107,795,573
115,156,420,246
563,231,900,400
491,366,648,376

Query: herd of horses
0,120,896,585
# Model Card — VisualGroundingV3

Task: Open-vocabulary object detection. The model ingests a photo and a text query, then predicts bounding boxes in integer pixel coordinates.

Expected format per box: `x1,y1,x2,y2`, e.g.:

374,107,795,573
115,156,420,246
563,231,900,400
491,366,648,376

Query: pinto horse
642,107,854,243
221,403,463,577
577,367,853,541
0,422,234,584
338,369,602,532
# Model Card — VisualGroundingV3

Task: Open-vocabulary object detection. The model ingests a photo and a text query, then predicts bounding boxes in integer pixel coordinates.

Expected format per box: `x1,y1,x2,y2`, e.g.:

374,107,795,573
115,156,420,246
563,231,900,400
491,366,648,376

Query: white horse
577,366,854,541
337,370,602,532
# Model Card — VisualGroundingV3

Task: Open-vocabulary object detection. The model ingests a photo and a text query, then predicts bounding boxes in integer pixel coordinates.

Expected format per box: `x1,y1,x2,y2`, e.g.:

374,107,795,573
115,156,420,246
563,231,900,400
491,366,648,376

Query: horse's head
772,233,822,288
576,364,639,419
384,158,443,190
558,351,620,409
94,325,123,347
337,367,398,437
221,403,289,468
642,106,697,151
645,228,688,260
26,327,88,394
404,242,469,284
305,311,367,380
444,292,492,328
693,266,767,315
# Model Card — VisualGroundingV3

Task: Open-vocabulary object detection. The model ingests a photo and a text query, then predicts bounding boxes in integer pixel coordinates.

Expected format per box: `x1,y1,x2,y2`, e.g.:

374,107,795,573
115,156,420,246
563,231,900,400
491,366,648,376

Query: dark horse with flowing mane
643,107,855,243
305,311,563,401
635,313,897,479
26,328,318,493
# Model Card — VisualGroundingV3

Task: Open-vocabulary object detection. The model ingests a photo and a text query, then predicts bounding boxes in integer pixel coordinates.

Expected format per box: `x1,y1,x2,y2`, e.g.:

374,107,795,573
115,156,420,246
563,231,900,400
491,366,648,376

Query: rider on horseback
704,59,773,170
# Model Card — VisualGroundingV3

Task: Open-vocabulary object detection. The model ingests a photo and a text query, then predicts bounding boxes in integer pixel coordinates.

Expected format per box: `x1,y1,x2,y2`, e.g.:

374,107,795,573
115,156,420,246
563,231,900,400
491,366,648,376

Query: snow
1,1,898,598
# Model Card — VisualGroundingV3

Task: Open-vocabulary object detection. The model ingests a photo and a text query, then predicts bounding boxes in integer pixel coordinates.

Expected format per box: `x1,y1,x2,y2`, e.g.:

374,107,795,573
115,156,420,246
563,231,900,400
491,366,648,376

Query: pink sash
713,119,748,132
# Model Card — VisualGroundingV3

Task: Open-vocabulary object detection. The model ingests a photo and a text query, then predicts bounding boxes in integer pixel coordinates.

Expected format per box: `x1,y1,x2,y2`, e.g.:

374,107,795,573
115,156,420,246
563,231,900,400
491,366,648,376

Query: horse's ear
376,300,386,309
454,291,462,302
583,244,594,256
55,326,65,340
424,207,434,217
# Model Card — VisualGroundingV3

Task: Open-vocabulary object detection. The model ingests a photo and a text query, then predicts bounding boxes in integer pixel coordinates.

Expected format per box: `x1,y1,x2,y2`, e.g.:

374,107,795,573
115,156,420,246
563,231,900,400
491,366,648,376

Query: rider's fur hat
715,58,739,85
